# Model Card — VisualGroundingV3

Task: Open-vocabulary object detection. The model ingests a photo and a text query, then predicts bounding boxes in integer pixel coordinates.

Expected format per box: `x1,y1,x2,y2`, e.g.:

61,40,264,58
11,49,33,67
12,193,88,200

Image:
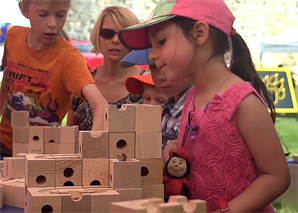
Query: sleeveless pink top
177,82,274,212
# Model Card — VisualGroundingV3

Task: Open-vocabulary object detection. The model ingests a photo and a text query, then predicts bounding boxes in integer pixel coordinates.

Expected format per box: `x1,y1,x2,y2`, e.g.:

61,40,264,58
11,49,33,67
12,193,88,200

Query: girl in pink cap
119,0,290,212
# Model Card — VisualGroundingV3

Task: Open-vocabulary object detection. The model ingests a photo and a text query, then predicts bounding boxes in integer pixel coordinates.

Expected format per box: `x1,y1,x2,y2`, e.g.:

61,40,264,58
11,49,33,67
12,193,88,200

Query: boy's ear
19,2,29,19
191,21,209,46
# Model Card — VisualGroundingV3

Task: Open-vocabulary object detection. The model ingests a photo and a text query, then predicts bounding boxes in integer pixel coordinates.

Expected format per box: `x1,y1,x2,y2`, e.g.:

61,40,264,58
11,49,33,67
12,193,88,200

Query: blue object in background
0,23,12,43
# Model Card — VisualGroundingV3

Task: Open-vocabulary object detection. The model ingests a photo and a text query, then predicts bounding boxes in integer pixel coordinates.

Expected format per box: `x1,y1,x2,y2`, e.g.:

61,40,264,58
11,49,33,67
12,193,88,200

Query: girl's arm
227,94,290,212
81,83,107,131
66,109,79,126
0,67,8,117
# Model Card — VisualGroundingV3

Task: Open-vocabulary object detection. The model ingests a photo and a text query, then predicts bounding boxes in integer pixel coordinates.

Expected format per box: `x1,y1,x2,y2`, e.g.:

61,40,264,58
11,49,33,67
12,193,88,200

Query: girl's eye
158,39,166,46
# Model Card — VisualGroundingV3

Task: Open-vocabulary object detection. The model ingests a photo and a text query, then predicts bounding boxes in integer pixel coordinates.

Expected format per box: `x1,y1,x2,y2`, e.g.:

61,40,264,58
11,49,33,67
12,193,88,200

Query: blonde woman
67,6,142,130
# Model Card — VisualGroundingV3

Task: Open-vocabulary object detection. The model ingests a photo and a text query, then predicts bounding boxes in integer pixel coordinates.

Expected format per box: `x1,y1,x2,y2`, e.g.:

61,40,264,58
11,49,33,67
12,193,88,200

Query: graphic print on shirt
3,61,60,126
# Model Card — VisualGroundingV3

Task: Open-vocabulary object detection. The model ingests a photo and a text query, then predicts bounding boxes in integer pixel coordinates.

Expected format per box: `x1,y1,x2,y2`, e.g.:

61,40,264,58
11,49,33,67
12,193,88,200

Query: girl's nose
149,47,157,61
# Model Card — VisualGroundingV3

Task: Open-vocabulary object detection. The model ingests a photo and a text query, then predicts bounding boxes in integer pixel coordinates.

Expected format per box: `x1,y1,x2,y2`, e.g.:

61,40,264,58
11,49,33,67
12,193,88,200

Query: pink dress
177,82,274,212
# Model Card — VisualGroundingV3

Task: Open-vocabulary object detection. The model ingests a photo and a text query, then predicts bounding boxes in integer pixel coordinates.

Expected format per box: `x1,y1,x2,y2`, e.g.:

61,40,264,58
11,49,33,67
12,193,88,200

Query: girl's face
142,84,168,106
150,64,193,101
148,21,196,82
21,0,69,49
99,15,130,62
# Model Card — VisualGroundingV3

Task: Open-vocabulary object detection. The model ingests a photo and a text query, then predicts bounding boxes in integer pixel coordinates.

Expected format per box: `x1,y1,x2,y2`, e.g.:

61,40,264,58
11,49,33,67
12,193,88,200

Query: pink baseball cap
119,0,235,50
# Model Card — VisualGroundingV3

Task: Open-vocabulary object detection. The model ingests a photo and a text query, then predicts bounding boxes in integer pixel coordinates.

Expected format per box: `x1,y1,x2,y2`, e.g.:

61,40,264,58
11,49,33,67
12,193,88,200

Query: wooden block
59,143,76,154
104,104,135,132
139,158,163,185
13,143,28,156
28,126,44,153
115,188,142,201
109,159,141,189
83,159,109,187
60,125,79,143
79,131,108,159
56,186,86,194
135,132,162,158
141,184,164,199
90,189,120,213
293,154,298,162
12,127,29,143
26,154,55,187
61,191,91,213
135,105,161,133
166,195,206,212
55,158,82,187
3,157,25,179
110,197,164,213
44,126,60,143
0,179,15,206
26,187,62,213
0,185,3,209
109,132,135,159
12,179,26,208
11,111,29,127
0,161,3,176
44,142,61,154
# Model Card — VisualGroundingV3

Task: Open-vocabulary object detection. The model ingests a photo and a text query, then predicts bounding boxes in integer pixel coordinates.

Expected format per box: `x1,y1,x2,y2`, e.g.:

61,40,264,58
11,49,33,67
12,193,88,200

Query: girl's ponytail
230,34,276,122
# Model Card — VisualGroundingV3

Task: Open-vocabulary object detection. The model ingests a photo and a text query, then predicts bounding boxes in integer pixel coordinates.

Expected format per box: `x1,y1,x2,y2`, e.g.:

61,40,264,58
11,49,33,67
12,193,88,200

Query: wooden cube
109,159,141,189
0,179,15,206
139,158,163,185
109,132,135,159
141,184,164,199
13,142,28,156
44,126,60,143
26,154,55,187
11,111,29,127
135,105,161,133
115,188,142,201
60,125,79,143
104,105,135,132
12,127,29,143
2,157,25,179
28,126,44,153
61,192,91,213
44,142,61,154
26,187,62,213
55,158,82,187
0,186,3,209
135,132,162,158
79,131,108,159
13,179,26,208
90,189,120,213
83,159,109,187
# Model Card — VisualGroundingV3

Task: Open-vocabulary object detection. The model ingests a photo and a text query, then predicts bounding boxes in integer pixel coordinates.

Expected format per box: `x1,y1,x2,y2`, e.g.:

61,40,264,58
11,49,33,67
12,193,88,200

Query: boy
0,0,106,157
120,48,193,148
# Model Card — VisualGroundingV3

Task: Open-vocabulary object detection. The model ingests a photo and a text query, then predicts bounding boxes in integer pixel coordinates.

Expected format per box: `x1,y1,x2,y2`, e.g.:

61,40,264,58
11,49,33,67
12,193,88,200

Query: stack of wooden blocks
11,111,79,156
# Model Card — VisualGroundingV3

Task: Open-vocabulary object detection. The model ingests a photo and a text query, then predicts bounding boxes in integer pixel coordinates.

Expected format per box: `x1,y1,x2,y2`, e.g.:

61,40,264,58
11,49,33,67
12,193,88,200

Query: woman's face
99,15,130,62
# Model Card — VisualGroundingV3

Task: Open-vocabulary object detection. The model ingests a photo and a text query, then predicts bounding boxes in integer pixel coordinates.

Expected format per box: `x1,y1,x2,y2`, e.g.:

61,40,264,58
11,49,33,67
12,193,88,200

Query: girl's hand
163,139,178,163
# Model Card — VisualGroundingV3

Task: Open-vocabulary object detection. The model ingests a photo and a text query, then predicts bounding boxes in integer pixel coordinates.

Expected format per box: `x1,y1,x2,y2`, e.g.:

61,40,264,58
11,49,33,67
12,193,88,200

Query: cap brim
119,15,176,50
120,48,153,68
125,75,154,95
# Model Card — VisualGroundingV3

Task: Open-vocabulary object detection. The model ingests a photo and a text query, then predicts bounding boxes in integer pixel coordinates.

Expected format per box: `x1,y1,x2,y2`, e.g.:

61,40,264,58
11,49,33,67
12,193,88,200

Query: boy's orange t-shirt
0,26,95,150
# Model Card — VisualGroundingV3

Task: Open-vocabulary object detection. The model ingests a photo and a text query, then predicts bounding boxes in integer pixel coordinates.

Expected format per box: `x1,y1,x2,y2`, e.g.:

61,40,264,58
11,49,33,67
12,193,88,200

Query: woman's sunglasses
99,28,118,39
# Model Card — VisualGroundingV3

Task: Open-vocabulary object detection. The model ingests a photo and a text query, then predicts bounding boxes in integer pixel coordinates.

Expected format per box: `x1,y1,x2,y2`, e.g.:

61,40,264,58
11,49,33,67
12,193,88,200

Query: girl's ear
19,2,30,19
191,21,209,46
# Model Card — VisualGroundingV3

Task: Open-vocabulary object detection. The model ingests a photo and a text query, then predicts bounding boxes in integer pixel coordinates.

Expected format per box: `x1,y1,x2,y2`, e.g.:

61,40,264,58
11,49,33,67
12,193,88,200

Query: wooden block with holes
26,154,55,187
0,179,15,206
13,127,29,143
0,185,3,209
88,188,120,213
109,159,141,189
104,104,135,132
26,187,62,213
12,179,26,208
3,157,25,179
139,158,163,185
55,157,82,187
109,132,135,159
79,131,108,159
44,126,60,143
61,191,92,213
13,142,29,156
135,105,161,133
135,132,162,158
115,188,142,201
28,126,44,153
141,184,164,199
60,125,79,143
83,158,109,187
11,111,29,127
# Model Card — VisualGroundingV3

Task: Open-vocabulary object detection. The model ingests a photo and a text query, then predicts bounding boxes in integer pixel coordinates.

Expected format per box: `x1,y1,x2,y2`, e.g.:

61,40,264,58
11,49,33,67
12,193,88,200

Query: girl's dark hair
172,17,276,122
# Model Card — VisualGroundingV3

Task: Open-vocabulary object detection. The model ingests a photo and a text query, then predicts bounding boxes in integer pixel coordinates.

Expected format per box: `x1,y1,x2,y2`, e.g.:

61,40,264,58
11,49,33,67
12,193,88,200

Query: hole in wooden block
63,181,74,186
33,135,40,141
63,167,74,178
105,112,108,121
116,139,127,149
49,139,55,143
41,204,53,213
70,191,83,202
117,153,127,161
141,166,149,177
90,180,101,185
36,175,47,185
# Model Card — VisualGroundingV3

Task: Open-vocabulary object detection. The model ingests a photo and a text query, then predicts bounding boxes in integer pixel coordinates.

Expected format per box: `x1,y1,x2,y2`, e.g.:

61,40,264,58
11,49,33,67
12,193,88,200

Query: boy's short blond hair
19,0,71,9
90,6,140,54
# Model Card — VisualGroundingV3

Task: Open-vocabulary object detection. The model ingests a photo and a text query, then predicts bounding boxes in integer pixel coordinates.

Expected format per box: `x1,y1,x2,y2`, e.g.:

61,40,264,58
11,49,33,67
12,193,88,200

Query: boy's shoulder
8,25,30,35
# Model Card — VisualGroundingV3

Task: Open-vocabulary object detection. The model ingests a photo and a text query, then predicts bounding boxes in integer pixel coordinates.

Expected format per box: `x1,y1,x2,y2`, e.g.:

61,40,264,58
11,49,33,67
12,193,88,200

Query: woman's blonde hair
90,6,140,54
